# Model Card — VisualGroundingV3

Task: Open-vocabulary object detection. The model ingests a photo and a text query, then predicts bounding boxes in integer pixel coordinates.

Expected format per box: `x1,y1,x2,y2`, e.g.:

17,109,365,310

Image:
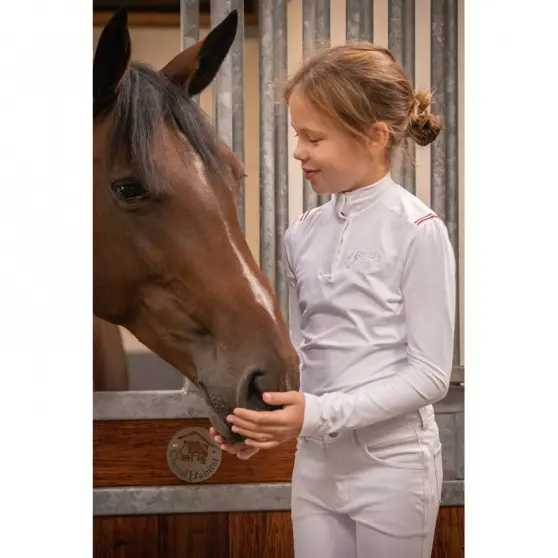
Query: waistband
299,405,435,447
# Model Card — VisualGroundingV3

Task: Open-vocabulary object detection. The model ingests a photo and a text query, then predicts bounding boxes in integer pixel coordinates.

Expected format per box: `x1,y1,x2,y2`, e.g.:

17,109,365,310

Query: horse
93,8,299,442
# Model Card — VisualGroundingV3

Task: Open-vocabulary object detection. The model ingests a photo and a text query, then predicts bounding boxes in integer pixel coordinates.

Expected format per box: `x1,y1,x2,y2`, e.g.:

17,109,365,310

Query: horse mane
103,61,233,194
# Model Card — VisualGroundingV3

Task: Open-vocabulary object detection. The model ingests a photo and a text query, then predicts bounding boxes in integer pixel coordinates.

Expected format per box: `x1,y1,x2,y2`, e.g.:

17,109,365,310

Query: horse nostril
247,370,266,403
245,370,282,411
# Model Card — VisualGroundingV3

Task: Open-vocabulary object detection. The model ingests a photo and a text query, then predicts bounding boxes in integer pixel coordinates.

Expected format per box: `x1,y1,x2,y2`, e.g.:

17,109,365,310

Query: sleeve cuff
299,393,322,437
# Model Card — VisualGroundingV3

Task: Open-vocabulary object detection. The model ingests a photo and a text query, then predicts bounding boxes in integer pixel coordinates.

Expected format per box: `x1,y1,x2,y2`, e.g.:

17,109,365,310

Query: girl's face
289,87,388,195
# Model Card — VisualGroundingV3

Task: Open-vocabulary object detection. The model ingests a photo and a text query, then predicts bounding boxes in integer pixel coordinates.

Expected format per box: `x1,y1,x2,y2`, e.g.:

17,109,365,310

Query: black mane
103,62,231,192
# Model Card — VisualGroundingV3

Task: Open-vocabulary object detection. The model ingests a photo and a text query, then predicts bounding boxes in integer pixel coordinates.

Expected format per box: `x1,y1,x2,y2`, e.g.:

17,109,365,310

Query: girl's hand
226,391,305,449
209,427,260,460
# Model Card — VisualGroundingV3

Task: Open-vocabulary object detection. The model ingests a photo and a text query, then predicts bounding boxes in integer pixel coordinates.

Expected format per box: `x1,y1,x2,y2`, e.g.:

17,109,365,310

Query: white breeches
291,407,443,558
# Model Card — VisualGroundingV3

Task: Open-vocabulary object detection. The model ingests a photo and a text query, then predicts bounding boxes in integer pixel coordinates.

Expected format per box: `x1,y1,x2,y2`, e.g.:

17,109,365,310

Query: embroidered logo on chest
346,251,381,273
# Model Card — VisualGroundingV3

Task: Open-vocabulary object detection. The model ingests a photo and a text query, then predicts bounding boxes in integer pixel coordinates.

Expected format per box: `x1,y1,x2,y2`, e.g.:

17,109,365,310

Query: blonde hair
284,43,442,153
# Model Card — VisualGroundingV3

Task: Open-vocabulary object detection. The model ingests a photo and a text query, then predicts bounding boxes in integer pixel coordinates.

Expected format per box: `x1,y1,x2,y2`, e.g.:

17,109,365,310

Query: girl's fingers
209,427,223,443
209,426,265,457
230,426,275,441
236,448,260,460
244,439,281,449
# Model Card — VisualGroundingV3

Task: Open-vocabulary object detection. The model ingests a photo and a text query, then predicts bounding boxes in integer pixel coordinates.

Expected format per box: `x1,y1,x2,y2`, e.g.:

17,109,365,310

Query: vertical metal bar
259,0,276,285
431,0,460,364
302,0,318,212
445,0,459,365
232,1,245,233
274,0,289,319
180,0,200,393
211,0,233,151
430,0,446,222
388,0,416,194
315,0,331,51
346,0,374,43
315,0,331,206
302,0,331,210
211,1,245,233
180,0,200,106
181,0,200,49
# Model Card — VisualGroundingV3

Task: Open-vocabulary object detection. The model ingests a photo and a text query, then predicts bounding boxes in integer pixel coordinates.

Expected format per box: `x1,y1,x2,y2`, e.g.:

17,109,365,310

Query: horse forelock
102,62,236,197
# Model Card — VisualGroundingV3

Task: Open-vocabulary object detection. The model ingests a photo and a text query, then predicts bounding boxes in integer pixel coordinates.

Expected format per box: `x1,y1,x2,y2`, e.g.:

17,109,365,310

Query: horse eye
112,180,149,201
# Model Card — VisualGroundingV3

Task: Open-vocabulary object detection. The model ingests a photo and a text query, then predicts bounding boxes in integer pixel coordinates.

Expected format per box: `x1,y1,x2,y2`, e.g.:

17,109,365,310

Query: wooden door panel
432,507,465,558
229,511,294,558
94,419,296,487
93,508,463,558
159,513,229,558
93,515,159,558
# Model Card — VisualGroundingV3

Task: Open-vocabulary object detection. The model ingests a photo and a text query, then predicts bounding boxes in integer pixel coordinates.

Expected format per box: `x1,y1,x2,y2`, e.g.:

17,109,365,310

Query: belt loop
418,406,429,429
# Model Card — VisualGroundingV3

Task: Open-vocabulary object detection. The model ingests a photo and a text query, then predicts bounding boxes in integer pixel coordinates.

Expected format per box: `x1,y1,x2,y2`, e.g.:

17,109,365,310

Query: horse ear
93,7,131,111
161,10,238,97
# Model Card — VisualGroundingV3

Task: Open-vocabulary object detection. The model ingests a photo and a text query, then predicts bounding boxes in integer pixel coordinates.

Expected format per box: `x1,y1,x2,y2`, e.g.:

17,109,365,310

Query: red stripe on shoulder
415,213,439,226
299,210,310,222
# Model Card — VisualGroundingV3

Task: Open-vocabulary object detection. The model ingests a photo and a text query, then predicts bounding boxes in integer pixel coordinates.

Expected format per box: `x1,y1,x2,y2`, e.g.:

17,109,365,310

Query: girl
210,43,456,558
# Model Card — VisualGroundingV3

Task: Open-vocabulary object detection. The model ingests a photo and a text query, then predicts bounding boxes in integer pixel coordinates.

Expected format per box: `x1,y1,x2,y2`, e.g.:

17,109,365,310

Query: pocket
432,445,443,501
353,427,424,470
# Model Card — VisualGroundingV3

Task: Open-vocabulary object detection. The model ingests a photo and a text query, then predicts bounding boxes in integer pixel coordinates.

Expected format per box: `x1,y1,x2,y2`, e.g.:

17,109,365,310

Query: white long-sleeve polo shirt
284,173,456,438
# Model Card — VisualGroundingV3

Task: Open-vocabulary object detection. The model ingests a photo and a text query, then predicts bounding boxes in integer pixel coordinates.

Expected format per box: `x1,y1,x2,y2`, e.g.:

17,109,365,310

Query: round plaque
166,427,222,483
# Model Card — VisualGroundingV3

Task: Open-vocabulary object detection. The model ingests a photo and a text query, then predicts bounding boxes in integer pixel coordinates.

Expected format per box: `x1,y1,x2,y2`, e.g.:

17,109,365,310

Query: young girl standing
211,43,456,558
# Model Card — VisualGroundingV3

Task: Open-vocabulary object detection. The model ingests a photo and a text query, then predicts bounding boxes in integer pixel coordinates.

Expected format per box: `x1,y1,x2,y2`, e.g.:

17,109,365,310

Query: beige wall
94,0,465,364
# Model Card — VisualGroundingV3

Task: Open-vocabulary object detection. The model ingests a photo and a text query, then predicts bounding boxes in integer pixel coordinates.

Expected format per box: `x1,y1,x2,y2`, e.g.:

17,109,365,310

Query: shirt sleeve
300,216,457,437
284,228,303,356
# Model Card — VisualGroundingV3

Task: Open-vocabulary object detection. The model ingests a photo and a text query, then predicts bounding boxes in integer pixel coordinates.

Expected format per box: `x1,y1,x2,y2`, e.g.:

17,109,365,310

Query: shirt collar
333,172,394,217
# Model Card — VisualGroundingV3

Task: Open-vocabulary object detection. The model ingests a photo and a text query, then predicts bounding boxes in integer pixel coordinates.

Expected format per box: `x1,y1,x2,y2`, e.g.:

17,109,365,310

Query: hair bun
407,90,443,147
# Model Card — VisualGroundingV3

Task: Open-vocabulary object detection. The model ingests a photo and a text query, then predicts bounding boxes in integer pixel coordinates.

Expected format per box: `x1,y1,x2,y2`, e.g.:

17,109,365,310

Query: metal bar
211,2,246,233
211,0,233,150
430,0,446,221
181,0,201,393
301,0,318,212
274,0,289,319
93,382,464,420
259,0,276,284
180,0,200,49
301,0,331,209
431,0,460,364
94,480,464,516
346,0,374,43
315,0,331,206
232,1,246,233
388,0,416,194
181,0,200,108
445,0,460,365
210,2,245,232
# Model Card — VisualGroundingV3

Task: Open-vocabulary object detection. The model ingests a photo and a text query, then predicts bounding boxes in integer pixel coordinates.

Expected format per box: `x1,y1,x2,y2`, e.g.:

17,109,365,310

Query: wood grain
93,419,296,487
93,515,159,558
432,507,465,558
159,513,229,558
229,511,294,558
93,507,463,558
92,12,259,28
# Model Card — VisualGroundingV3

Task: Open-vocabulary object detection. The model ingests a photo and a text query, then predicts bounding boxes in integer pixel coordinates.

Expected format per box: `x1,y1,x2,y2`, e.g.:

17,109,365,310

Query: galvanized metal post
346,0,374,43
259,0,276,289
181,0,200,106
301,0,318,212
211,0,245,233
431,0,459,364
180,0,201,393
274,0,289,319
301,0,331,210
388,0,416,194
